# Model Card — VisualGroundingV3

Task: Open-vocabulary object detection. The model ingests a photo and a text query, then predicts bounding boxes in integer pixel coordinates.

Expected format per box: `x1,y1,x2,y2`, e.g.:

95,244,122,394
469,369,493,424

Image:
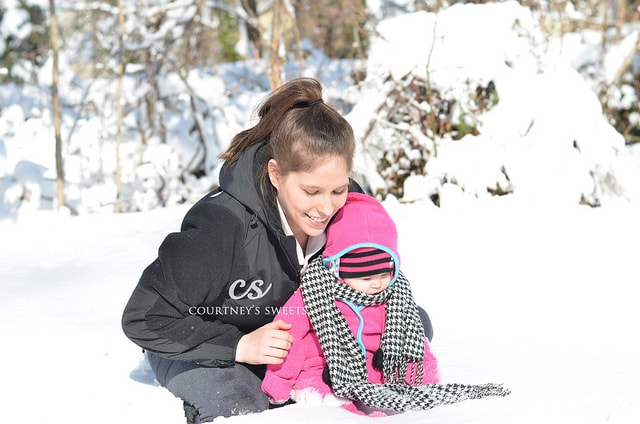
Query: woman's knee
179,366,269,422
148,356,268,422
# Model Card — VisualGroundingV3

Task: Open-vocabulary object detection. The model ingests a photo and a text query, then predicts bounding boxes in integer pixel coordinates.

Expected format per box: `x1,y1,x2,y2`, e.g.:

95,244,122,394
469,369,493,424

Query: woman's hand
235,319,293,365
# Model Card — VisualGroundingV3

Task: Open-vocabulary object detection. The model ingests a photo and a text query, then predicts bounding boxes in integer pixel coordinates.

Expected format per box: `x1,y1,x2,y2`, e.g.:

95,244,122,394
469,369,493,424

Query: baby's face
343,272,392,295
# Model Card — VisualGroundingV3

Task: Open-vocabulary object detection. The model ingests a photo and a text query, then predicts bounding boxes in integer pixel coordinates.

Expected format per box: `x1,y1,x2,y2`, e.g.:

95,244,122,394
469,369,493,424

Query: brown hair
219,77,355,206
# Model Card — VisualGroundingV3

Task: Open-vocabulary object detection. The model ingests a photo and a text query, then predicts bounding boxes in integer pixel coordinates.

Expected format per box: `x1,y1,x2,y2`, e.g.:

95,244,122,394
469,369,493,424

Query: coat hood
323,192,400,285
218,141,282,234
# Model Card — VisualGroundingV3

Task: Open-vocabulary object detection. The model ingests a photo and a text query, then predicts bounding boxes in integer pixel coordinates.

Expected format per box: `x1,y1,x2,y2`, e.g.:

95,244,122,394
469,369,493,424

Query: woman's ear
267,159,280,190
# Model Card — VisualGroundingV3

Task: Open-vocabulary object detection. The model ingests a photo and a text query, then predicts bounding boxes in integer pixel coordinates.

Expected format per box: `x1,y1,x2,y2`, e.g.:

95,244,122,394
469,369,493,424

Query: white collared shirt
277,201,325,274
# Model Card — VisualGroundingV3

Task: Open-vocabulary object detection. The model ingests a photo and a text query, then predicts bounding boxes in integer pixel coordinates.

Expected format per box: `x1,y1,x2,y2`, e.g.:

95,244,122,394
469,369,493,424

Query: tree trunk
267,0,284,89
616,0,625,41
241,0,261,59
49,0,65,211
114,0,126,213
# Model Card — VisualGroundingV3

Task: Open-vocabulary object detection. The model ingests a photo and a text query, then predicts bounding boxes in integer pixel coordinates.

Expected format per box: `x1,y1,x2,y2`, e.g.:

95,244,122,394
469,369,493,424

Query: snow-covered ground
1,1,639,423
1,198,639,424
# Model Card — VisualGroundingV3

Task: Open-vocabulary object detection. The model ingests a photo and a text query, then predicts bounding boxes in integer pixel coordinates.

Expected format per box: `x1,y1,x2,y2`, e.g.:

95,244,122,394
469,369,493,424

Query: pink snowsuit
261,288,440,404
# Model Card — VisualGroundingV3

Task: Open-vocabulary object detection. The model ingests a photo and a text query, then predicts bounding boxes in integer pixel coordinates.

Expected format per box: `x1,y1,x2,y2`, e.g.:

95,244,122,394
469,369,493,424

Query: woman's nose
316,194,335,216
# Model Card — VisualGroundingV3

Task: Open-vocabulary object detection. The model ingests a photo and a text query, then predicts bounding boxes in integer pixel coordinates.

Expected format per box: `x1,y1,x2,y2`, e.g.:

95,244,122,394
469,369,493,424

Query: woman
122,78,435,422
122,78,361,423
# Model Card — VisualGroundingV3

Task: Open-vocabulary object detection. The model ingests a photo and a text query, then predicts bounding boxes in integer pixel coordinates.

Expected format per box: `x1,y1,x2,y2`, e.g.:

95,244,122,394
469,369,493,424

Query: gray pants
147,352,270,423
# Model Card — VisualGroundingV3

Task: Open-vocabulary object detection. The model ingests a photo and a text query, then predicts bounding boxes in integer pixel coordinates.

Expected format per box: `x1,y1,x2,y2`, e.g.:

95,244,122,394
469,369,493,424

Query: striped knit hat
338,247,395,279
323,192,400,285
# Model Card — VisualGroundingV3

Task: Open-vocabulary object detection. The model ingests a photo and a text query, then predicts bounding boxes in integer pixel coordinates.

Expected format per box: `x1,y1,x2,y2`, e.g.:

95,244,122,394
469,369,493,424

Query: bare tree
114,0,126,213
48,0,64,211
267,0,285,89
241,0,261,58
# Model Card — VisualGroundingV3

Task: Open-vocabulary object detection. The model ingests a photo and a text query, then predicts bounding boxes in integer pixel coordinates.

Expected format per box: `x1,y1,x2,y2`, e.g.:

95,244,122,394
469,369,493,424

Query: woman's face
268,156,350,246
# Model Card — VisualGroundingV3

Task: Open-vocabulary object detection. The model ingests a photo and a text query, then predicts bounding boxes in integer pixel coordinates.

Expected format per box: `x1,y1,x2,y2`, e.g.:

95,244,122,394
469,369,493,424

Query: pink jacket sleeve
261,289,314,403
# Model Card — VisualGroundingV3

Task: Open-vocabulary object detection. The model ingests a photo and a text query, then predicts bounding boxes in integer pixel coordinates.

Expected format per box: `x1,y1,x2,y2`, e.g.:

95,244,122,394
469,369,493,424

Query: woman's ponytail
219,78,325,164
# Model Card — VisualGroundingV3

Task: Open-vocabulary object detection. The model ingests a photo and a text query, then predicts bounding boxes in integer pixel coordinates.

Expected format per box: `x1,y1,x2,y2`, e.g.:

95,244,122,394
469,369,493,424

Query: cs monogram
228,279,273,300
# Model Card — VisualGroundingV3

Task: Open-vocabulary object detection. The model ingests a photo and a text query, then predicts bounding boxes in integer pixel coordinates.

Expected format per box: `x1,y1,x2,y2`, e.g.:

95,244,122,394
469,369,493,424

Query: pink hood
323,193,400,285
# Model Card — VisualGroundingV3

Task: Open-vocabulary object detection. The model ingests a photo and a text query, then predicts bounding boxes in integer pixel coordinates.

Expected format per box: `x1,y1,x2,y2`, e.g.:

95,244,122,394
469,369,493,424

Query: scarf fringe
348,382,511,412
383,355,424,386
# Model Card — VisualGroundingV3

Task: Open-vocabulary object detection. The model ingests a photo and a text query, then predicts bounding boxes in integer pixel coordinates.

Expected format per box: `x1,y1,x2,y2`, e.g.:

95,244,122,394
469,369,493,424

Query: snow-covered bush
352,2,630,207
360,73,498,200
602,72,640,146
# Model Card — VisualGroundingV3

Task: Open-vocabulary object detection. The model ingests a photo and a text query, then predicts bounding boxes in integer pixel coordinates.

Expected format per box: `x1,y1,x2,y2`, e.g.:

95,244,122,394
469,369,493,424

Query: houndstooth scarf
300,256,510,412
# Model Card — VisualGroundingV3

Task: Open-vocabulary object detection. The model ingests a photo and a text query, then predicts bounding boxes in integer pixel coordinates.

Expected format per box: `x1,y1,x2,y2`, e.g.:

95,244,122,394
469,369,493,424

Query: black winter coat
122,141,306,367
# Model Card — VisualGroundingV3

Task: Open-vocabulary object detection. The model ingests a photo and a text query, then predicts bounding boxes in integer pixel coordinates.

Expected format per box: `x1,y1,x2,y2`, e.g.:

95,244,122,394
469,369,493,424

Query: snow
2,199,639,424
1,1,640,423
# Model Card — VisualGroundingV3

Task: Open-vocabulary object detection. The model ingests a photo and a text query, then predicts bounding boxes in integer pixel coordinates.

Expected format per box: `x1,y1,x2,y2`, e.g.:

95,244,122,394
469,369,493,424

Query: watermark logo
187,305,307,317
228,279,273,300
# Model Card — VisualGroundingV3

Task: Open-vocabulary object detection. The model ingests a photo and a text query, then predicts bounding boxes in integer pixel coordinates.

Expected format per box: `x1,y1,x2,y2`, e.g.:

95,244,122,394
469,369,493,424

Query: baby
261,192,439,415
